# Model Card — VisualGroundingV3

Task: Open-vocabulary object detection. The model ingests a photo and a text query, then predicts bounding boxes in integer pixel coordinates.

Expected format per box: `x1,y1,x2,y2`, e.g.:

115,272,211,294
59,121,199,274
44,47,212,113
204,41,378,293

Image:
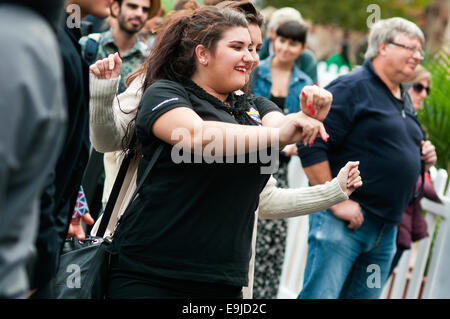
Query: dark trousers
107,274,243,299
107,257,243,299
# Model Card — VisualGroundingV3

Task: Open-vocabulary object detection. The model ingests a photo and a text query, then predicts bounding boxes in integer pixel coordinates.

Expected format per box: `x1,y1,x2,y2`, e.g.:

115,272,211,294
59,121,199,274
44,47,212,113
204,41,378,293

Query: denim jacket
249,56,313,114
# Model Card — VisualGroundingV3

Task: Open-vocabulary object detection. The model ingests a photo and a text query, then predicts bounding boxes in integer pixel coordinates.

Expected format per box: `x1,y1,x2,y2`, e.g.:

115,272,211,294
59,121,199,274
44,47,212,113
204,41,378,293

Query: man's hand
67,213,95,241
421,140,437,172
330,199,364,230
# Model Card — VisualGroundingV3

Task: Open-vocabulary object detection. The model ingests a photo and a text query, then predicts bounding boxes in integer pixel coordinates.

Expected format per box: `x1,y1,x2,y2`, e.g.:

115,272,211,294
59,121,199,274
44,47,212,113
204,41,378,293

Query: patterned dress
253,96,289,299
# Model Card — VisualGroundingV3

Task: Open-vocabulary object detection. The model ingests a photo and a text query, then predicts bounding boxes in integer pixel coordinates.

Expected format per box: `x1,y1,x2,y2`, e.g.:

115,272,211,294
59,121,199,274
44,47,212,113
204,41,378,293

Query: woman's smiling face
273,35,305,64
205,26,254,94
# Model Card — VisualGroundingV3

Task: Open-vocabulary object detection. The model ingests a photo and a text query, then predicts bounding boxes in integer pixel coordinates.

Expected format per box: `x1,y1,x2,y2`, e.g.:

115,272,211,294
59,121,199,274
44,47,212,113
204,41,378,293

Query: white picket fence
277,163,450,299
382,167,450,299
317,61,350,87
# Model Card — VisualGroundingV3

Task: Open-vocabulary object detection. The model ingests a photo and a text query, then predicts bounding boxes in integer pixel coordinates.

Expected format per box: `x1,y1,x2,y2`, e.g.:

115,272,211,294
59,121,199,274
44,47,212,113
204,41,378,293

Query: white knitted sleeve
258,176,348,219
89,74,144,152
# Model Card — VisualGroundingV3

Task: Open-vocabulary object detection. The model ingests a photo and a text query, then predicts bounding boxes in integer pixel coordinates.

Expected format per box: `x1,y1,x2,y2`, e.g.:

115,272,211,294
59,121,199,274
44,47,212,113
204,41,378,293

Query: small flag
72,186,90,218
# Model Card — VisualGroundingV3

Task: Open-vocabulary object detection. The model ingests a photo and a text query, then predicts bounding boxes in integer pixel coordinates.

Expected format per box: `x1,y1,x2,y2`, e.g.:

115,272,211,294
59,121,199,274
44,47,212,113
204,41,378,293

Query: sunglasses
412,83,431,95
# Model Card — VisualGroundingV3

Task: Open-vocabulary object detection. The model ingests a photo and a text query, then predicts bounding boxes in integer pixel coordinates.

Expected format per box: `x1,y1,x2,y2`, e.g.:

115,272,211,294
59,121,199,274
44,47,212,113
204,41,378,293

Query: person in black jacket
0,0,67,298
30,0,112,296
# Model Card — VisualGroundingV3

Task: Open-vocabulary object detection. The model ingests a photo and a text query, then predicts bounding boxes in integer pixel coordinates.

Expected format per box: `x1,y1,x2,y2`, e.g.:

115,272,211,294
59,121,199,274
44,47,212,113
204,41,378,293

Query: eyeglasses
389,42,425,60
412,82,431,95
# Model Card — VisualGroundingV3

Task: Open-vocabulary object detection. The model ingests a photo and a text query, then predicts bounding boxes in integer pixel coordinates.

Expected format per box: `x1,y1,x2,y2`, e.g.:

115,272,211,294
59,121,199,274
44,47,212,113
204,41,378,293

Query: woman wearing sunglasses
407,64,431,111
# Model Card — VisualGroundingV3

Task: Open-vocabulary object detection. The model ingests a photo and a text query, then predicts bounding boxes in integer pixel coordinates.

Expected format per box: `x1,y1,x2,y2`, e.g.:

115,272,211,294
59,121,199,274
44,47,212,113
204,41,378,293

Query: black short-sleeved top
110,79,281,287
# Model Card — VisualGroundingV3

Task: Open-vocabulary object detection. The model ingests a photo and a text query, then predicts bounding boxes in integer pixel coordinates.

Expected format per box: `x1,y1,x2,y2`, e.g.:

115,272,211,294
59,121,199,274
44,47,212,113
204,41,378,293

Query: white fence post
389,249,412,298
421,196,450,298
406,213,438,298
278,166,449,299
381,168,449,299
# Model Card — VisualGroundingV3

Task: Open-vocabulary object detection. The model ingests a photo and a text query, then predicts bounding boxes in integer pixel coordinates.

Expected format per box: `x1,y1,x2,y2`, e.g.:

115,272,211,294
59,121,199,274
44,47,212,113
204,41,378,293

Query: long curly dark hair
122,6,259,151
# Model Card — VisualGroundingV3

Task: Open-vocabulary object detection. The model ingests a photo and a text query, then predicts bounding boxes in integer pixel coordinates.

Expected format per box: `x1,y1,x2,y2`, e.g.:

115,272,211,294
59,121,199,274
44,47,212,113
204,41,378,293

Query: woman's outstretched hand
299,85,333,122
336,161,363,196
89,52,122,79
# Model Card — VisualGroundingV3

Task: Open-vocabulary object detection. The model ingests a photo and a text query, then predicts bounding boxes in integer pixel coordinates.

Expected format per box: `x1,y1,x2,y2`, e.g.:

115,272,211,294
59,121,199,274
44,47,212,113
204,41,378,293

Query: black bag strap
96,134,136,237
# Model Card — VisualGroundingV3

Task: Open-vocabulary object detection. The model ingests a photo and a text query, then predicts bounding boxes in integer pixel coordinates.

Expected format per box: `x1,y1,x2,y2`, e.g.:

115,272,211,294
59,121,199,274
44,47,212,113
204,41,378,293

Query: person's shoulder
79,31,104,44
259,38,271,58
325,65,379,107
255,57,271,78
140,80,193,114
252,95,271,105
259,56,272,68
0,4,44,26
326,65,369,91
1,5,54,43
148,79,185,91
135,39,149,55
300,49,317,62
292,67,313,85
58,22,84,53
251,95,279,112
1,8,59,63
262,38,271,47
143,80,189,101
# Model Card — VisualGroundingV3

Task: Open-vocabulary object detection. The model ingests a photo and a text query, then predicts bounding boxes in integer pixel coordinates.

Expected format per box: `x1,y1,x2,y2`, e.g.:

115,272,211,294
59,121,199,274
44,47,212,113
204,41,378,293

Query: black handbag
46,235,111,298
38,138,164,299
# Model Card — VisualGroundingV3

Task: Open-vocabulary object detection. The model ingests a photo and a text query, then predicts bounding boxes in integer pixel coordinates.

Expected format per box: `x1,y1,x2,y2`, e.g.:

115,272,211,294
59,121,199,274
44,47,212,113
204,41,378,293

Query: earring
200,59,207,65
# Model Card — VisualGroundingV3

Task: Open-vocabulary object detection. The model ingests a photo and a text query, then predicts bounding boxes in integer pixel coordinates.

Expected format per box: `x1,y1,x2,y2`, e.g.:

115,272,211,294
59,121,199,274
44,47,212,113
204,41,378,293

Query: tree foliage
257,0,432,31
419,46,450,172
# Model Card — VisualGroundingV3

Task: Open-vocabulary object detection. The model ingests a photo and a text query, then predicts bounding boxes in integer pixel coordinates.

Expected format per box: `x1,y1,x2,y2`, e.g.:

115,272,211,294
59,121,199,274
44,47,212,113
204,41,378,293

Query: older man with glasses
296,17,437,299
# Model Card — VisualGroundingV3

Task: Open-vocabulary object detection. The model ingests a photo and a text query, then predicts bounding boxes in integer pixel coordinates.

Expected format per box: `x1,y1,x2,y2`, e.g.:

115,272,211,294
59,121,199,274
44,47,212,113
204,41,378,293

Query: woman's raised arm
89,53,143,152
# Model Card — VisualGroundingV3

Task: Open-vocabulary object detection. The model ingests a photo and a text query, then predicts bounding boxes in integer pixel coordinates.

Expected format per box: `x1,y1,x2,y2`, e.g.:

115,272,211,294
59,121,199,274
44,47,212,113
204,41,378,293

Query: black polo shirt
297,60,423,224
111,80,281,287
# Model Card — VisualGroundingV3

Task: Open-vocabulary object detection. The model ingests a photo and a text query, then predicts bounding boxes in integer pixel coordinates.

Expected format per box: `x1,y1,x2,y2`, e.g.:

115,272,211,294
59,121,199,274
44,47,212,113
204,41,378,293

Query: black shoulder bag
39,136,164,299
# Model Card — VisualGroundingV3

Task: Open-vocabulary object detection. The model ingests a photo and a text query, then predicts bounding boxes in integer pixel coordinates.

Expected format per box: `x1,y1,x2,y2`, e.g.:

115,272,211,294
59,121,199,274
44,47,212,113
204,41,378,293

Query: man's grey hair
268,7,303,30
365,17,425,60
